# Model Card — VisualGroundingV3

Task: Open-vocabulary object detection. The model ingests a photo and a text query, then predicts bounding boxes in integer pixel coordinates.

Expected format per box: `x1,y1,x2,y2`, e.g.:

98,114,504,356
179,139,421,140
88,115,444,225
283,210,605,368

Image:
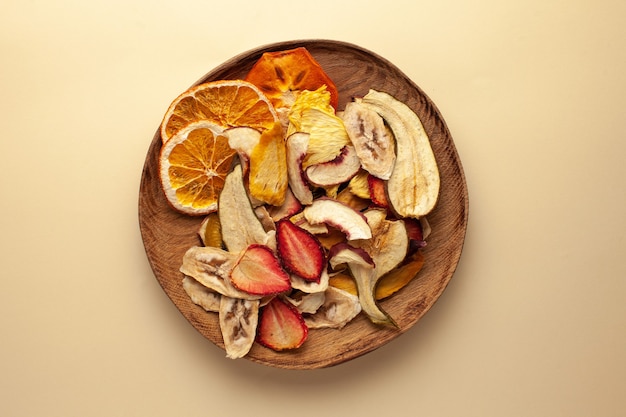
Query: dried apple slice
303,197,372,241
256,297,308,351
305,145,361,187
244,47,339,110
285,132,313,205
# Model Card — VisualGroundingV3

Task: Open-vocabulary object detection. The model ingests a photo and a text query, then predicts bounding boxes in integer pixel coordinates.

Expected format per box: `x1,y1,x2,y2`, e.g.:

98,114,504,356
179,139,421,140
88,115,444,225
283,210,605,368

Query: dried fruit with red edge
230,244,291,295
276,219,325,282
245,47,339,110
367,174,389,208
257,297,308,351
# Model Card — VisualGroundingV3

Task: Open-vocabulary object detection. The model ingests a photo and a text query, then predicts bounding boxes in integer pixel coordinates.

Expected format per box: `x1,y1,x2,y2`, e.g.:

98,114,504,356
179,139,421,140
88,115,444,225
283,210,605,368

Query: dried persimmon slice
244,47,339,110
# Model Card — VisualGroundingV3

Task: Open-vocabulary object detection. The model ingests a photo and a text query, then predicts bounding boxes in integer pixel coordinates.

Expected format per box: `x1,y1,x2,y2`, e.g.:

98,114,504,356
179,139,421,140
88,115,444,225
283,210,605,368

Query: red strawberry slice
230,244,291,295
276,219,325,282
367,174,389,208
257,297,308,351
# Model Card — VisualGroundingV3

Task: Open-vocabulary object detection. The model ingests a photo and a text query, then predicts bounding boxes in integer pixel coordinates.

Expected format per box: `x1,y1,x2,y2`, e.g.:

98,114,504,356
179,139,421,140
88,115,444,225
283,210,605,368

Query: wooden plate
139,39,469,369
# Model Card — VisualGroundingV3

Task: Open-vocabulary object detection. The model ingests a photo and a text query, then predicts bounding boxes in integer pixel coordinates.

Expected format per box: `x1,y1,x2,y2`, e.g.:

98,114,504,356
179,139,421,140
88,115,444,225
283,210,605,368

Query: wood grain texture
138,39,469,369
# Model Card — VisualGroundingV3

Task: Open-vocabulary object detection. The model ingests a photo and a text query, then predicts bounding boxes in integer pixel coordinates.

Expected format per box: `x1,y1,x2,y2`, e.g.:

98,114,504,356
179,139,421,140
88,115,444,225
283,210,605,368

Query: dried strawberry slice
257,297,308,351
244,47,339,110
230,244,291,295
367,174,389,208
276,219,325,282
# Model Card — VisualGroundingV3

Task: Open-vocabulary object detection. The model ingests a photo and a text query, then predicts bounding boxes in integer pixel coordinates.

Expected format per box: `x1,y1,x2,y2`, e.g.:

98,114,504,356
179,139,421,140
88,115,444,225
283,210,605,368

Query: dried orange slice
160,80,278,143
244,47,339,110
159,121,237,215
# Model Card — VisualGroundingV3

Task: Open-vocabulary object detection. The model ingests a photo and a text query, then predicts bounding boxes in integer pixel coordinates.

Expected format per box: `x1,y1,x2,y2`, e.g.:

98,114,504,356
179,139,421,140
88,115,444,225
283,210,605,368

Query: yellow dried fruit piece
329,251,425,300
348,170,371,199
375,251,425,300
248,121,288,206
287,87,350,169
198,212,223,248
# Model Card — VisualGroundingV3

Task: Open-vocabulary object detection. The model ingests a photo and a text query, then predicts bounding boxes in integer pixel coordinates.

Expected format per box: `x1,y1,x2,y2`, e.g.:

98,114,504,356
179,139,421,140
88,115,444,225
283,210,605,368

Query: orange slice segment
160,80,278,143
244,47,339,110
159,121,237,215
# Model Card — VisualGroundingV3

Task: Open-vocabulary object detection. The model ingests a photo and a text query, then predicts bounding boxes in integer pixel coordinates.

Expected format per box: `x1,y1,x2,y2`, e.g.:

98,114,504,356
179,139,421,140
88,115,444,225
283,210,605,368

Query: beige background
2,0,625,416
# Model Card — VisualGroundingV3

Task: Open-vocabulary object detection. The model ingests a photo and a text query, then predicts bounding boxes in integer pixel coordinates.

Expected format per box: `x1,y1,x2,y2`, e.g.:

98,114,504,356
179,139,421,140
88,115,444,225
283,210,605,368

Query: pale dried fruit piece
341,101,396,180
290,269,330,293
303,197,372,241
304,286,361,329
267,187,302,221
285,132,313,205
248,121,288,206
348,209,409,326
276,219,325,282
328,242,375,271
180,246,260,300
305,145,361,187
219,164,274,253
226,126,261,174
360,89,440,218
289,107,351,168
289,211,329,235
286,291,326,314
230,244,291,296
219,296,260,359
182,276,221,312
257,297,308,351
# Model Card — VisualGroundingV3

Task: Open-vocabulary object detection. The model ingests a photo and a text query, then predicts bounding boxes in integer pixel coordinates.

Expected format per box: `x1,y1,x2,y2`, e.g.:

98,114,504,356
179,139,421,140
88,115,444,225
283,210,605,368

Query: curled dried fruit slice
285,132,313,205
244,47,339,110
304,286,361,329
305,145,361,187
257,297,308,352
276,219,325,282
348,209,409,326
230,244,291,296
303,197,372,241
